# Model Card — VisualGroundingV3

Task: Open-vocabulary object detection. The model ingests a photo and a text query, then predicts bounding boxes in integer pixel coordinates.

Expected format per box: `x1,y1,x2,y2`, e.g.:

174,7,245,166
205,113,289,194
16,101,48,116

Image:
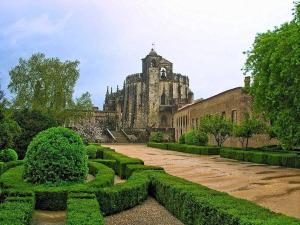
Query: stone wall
173,87,277,148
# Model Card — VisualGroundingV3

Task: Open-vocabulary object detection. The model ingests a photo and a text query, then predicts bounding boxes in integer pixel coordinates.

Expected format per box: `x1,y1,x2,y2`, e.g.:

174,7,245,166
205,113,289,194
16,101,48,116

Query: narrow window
231,110,237,123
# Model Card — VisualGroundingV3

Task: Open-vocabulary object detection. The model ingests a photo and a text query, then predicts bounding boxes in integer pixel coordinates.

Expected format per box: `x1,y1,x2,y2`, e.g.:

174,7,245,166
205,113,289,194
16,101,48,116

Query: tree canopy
8,53,86,122
243,2,300,149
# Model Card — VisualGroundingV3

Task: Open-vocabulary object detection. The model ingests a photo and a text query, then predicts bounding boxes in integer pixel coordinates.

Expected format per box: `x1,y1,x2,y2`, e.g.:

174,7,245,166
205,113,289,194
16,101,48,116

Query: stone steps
111,131,129,143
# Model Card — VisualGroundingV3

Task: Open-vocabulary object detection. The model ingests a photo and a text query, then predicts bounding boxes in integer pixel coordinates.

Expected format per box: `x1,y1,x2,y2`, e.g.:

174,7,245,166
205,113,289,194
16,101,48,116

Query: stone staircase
110,131,129,143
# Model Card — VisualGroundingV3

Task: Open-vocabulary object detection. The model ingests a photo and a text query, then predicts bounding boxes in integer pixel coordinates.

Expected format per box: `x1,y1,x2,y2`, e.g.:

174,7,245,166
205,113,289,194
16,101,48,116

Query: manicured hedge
66,193,104,225
220,149,300,168
97,171,150,215
91,159,116,171
0,162,114,210
85,144,98,159
149,172,300,225
0,160,23,175
147,142,220,155
94,145,115,159
147,142,169,149
103,151,144,178
124,164,164,179
0,195,34,225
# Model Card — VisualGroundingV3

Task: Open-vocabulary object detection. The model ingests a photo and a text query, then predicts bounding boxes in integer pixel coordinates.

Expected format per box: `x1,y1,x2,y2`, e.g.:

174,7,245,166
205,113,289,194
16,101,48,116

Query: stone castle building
71,48,275,147
103,48,193,130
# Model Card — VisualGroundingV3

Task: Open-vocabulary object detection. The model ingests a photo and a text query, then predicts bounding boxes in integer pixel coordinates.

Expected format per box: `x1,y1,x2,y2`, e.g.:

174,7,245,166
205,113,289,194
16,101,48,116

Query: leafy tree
66,91,94,124
0,118,21,149
234,114,265,149
8,53,80,122
0,84,21,149
12,109,58,159
243,2,300,149
199,115,233,147
75,92,93,110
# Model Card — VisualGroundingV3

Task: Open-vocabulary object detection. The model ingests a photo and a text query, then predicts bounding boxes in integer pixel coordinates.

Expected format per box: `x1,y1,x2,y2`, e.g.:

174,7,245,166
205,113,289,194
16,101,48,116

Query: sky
0,0,295,108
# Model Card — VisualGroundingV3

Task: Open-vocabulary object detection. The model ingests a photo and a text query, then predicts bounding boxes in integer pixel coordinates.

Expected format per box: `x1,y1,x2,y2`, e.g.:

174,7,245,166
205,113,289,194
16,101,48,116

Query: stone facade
67,107,117,143
173,85,277,148
104,48,194,131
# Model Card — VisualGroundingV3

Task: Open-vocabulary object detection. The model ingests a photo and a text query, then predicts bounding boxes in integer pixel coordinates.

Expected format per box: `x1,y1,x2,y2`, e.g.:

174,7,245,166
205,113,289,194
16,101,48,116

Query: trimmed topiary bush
149,131,164,143
0,148,18,162
85,145,98,159
184,130,208,146
23,127,88,184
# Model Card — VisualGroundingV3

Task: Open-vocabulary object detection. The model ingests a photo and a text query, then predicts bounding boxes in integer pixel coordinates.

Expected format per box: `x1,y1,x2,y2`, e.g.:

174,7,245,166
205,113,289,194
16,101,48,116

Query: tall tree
243,2,300,149
8,53,80,122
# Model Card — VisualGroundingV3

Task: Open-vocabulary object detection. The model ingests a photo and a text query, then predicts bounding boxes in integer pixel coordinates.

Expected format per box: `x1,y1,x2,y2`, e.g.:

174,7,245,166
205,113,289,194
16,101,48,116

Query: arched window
160,67,167,78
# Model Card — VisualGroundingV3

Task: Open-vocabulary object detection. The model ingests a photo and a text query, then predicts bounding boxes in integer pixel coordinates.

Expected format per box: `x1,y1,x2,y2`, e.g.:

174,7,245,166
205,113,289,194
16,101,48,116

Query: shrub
23,127,88,184
0,148,18,162
97,171,150,215
179,134,185,144
66,193,104,225
149,131,164,143
85,145,98,159
185,130,208,146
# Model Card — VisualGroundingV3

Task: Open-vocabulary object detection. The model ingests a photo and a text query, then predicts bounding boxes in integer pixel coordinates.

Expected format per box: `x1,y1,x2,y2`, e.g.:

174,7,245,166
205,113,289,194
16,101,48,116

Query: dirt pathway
104,144,300,219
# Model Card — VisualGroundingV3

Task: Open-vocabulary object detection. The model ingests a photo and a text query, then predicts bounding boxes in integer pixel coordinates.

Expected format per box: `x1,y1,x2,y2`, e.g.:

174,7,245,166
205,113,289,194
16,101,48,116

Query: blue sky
0,0,295,108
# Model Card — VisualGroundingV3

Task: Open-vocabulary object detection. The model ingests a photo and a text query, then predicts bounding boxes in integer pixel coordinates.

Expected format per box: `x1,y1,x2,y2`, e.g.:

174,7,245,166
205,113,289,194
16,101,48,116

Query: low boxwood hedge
149,172,300,225
95,145,115,159
0,195,34,225
147,142,220,155
91,159,116,171
0,162,115,210
220,149,300,168
66,193,104,225
103,151,144,178
124,164,164,179
97,171,150,215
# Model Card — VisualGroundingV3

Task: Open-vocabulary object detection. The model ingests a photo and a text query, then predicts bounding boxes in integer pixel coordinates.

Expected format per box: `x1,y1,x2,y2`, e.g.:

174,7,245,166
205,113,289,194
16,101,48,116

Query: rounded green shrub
85,144,98,159
23,127,88,184
149,131,164,143
0,148,18,162
185,130,208,146
179,134,185,144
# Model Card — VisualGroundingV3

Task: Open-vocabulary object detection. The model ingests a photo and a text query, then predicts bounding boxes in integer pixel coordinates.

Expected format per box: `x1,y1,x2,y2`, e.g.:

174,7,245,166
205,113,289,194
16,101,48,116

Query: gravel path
104,144,300,219
105,197,184,225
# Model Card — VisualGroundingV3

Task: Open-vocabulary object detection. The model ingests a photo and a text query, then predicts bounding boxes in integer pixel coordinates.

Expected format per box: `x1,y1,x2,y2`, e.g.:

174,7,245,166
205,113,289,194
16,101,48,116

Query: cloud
2,13,71,45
